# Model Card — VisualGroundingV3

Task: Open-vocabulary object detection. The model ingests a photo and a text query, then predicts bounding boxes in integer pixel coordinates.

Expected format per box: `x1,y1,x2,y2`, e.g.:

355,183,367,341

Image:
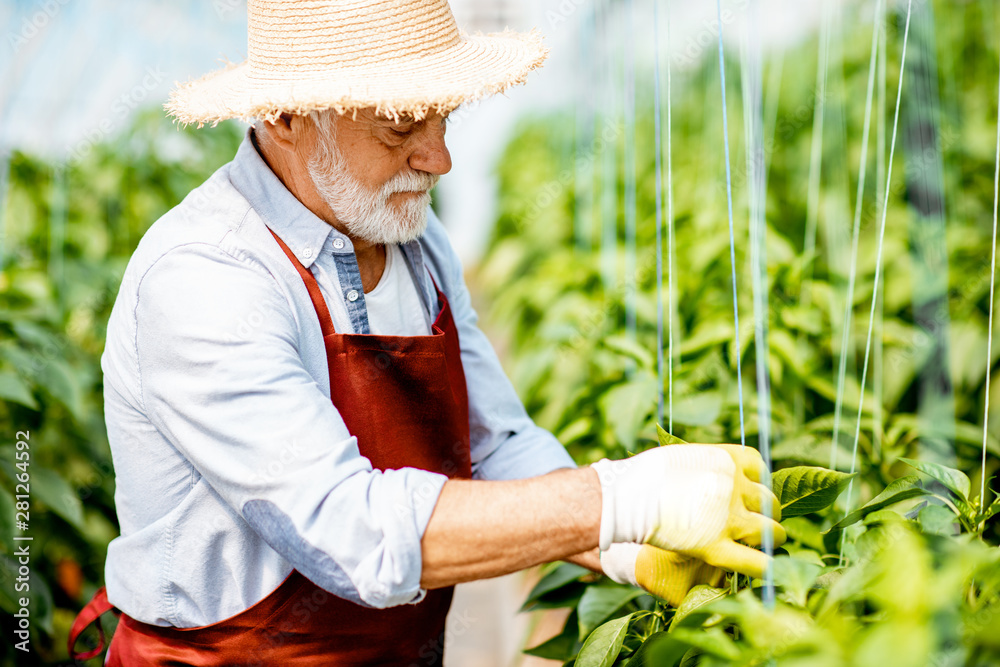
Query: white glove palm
601,542,724,606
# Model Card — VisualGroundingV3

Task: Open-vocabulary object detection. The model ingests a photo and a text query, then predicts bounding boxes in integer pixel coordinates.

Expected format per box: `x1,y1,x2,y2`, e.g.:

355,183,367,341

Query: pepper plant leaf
603,335,655,370
899,457,971,502
0,370,38,409
827,475,929,532
645,626,741,664
577,585,645,640
979,497,1000,523
623,631,670,666
576,612,636,667
524,609,580,660
772,556,823,608
521,563,590,611
656,425,689,446
670,584,727,629
771,466,855,518
599,374,658,450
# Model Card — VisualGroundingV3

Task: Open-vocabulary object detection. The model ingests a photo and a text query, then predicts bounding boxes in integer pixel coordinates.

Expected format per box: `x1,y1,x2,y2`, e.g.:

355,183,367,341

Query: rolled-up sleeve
134,242,446,609
423,219,577,481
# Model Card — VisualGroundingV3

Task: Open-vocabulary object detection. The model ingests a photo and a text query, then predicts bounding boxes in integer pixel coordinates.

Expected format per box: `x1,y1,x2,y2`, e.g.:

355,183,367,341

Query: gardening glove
600,542,725,606
590,443,785,579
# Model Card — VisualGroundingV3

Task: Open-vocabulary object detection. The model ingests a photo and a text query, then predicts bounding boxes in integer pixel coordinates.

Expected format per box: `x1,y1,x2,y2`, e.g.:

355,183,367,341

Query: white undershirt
364,244,432,336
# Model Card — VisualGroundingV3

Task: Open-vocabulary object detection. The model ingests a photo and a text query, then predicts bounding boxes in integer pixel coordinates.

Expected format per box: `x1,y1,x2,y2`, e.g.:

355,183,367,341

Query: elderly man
68,1,783,664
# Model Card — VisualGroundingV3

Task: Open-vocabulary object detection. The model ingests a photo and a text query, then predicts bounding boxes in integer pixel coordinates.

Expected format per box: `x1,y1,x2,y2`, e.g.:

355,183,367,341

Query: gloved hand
600,542,724,606
590,444,785,578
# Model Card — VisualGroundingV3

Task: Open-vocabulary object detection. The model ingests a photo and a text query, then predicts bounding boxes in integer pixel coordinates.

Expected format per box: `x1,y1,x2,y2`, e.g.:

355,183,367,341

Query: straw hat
166,0,548,126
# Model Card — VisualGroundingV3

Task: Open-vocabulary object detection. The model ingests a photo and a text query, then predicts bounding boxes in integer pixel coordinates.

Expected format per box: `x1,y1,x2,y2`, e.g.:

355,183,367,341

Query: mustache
382,170,439,196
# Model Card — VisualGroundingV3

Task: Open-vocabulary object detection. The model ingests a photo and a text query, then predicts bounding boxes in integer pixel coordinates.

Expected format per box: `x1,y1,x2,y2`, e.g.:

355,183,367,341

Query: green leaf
769,329,811,377
576,613,635,667
828,475,929,532
524,610,580,660
772,556,822,608
522,582,586,611
646,627,741,664
771,434,853,470
521,563,590,610
656,425,688,446
671,585,727,629
0,486,14,552
918,503,958,536
978,496,1000,523
780,516,825,552
524,632,578,660
577,585,644,640
672,392,723,427
0,370,39,410
603,335,654,369
679,319,733,356
780,306,823,335
31,466,85,530
0,555,54,635
599,374,658,449
557,418,594,445
623,631,670,666
771,466,856,518
899,457,971,502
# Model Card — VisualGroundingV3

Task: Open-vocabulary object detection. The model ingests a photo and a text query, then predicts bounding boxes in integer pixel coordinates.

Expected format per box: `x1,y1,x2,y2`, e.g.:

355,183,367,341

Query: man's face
306,108,452,245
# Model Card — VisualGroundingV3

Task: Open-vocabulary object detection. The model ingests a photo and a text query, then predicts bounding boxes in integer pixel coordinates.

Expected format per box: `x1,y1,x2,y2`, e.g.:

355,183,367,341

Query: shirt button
347,290,359,302
302,247,313,259
333,238,345,250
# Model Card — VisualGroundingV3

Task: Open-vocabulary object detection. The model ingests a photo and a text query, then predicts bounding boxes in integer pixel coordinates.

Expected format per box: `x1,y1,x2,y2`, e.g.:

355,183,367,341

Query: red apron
69,228,472,665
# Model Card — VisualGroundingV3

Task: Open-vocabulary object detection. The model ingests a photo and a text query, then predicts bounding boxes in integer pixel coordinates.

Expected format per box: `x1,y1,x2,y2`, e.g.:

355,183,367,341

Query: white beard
307,117,439,245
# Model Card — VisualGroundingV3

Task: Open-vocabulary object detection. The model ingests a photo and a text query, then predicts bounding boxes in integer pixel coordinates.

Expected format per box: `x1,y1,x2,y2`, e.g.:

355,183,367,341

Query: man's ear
262,113,309,153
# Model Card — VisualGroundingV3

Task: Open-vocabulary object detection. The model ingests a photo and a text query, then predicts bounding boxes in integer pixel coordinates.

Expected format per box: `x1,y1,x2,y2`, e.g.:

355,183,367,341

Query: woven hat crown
249,0,461,75
166,0,548,125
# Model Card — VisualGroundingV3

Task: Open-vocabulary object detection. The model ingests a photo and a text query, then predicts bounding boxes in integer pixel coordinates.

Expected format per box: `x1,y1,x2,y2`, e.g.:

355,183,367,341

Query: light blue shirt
101,130,576,627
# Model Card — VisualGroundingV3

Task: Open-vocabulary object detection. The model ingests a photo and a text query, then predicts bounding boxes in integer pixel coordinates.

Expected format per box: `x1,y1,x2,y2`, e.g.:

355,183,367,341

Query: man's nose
408,123,452,176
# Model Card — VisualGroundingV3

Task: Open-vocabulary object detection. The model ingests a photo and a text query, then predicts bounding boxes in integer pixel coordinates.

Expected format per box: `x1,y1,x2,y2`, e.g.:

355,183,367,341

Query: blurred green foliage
0,111,243,664
478,0,1000,664
481,0,1000,512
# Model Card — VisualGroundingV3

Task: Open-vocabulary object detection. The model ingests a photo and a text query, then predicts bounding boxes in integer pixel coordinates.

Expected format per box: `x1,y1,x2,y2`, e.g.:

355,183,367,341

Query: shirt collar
229,128,354,268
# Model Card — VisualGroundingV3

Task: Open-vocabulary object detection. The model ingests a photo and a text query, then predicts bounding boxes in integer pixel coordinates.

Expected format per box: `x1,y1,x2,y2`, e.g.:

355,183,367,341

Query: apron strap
268,227,446,334
68,586,116,661
268,227,337,337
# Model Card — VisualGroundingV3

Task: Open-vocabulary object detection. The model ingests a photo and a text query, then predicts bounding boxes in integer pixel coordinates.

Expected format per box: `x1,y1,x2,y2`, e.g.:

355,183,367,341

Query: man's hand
591,444,785,578
601,543,724,606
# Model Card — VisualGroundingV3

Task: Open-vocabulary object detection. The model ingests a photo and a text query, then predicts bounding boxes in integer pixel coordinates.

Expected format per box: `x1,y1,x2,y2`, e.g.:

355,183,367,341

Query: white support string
841,0,915,561
830,0,884,472
624,0,638,342
741,0,775,608
795,3,832,427
574,1,597,249
653,0,666,426
874,0,887,463
715,0,747,449
762,50,785,188
666,5,675,435
600,0,617,293
802,4,832,300
980,34,1000,518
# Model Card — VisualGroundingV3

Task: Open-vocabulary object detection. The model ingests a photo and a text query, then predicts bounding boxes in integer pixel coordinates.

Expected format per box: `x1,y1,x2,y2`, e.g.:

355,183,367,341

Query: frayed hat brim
166,30,548,126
